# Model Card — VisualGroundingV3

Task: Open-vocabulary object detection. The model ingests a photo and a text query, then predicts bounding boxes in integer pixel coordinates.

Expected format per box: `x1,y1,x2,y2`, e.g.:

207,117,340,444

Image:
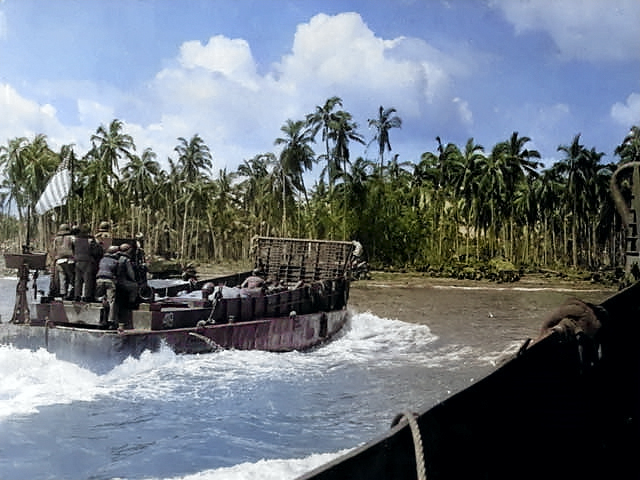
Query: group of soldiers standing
49,221,146,327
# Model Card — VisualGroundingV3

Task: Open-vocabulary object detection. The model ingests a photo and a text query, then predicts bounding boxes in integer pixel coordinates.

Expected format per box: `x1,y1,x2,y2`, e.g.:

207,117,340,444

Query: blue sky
1,0,638,175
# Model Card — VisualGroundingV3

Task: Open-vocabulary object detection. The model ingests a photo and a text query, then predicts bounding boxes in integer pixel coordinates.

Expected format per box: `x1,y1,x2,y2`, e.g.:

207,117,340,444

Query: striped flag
35,167,71,215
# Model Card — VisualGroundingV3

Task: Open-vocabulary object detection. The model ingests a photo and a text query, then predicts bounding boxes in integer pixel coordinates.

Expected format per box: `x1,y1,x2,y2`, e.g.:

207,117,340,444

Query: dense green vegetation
1,97,639,280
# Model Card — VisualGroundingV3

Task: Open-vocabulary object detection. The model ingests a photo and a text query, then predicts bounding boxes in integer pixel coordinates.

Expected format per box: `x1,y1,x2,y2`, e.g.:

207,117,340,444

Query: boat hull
0,308,349,372
299,281,640,480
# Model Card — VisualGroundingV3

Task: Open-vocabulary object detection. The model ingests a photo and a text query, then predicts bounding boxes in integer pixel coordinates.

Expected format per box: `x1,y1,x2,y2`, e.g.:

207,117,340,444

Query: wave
0,345,103,419
0,312,488,420
148,449,352,480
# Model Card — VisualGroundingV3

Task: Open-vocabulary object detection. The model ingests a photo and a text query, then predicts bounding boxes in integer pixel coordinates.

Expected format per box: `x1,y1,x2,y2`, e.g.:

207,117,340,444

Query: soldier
96,245,120,327
72,224,102,301
94,221,112,250
241,269,265,289
117,243,139,308
51,223,74,299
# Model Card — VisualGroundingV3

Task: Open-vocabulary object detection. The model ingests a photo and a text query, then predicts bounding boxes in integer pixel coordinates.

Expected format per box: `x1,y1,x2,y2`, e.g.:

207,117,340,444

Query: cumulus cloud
611,93,640,126
0,83,93,154
178,35,260,91
277,13,468,116
146,12,471,168
0,83,57,138
491,0,640,61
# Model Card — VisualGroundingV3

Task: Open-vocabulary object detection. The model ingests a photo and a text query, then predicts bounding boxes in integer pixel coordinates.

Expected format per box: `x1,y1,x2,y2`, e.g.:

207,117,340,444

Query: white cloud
77,98,115,127
0,83,56,138
178,35,260,91
0,83,93,155
277,12,468,116
611,93,640,126
144,12,471,169
491,0,640,61
0,12,474,171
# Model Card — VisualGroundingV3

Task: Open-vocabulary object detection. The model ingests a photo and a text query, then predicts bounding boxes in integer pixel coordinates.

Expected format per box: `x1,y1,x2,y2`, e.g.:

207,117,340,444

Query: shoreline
350,271,617,292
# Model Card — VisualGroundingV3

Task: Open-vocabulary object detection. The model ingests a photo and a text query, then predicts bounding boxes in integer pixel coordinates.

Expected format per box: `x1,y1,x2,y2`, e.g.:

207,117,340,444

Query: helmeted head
202,282,215,296
107,245,120,255
119,243,132,256
98,221,110,232
57,223,70,235
79,224,91,235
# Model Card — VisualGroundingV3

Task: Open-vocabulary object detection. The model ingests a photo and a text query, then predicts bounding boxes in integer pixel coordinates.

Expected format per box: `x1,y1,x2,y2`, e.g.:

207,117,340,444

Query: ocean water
0,277,610,480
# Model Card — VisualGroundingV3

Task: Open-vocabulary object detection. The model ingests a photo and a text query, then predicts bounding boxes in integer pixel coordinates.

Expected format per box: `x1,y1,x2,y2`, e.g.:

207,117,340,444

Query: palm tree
457,138,486,260
172,134,213,258
237,153,273,234
174,134,213,183
615,125,640,164
91,119,136,178
121,147,161,235
490,132,541,259
0,137,29,214
306,96,343,183
86,119,136,225
555,134,605,267
368,106,402,168
0,135,59,248
327,111,365,238
121,148,161,204
274,119,316,234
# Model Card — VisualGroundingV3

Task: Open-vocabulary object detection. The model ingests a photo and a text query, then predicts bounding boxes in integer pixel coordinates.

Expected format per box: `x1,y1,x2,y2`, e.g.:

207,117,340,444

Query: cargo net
253,237,354,285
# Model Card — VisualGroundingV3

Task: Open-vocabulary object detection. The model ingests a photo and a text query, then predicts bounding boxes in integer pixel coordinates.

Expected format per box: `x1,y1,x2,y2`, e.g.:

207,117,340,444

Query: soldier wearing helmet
95,244,121,327
72,224,102,301
94,220,112,250
50,223,74,298
116,243,138,313
202,282,216,299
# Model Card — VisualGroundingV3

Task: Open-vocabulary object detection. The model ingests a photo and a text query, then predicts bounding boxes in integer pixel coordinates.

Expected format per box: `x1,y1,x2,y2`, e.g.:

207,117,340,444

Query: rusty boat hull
0,307,349,372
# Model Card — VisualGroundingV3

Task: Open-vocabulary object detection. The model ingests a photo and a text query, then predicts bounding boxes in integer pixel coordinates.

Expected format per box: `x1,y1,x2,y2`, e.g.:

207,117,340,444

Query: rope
188,332,221,352
391,411,427,480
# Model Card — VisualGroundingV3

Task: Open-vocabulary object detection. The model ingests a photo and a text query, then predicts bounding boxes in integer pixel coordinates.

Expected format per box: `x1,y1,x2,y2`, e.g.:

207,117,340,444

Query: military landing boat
1,236,353,371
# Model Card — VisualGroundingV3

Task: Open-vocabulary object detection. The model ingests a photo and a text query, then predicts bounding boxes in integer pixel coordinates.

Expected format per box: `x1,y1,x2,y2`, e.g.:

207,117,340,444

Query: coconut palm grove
1,96,639,281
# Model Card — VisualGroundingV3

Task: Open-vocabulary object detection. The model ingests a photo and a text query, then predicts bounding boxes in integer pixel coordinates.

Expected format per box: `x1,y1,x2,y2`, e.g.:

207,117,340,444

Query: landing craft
1,237,354,372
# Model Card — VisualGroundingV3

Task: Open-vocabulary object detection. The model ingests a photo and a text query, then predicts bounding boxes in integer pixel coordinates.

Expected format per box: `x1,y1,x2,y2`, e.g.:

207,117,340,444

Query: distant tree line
1,97,639,277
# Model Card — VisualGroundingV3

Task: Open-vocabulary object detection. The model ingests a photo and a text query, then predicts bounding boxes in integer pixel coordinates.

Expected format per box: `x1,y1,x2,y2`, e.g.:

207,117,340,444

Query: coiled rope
391,411,427,480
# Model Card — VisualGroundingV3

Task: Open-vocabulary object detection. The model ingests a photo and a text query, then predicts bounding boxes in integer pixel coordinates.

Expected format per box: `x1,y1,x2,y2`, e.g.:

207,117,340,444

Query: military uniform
51,224,74,298
96,245,120,326
73,225,102,301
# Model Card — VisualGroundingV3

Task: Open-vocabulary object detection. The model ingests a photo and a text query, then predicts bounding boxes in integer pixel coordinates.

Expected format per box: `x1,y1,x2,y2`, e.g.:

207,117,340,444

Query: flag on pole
35,168,71,215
